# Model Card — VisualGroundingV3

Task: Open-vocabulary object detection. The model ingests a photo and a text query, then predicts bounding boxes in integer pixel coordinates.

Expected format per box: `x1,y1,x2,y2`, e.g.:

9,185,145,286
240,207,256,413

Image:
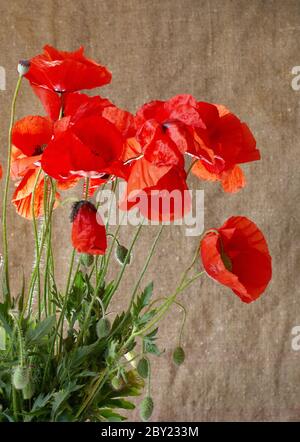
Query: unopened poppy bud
137,357,149,379
115,244,131,265
173,346,185,366
71,201,107,255
80,253,94,267
12,366,30,390
96,317,111,339
22,381,34,400
17,59,30,76
140,396,154,421
111,375,124,391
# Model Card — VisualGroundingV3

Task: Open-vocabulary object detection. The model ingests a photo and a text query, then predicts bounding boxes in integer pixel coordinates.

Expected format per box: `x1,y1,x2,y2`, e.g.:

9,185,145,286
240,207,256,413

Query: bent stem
2,74,23,304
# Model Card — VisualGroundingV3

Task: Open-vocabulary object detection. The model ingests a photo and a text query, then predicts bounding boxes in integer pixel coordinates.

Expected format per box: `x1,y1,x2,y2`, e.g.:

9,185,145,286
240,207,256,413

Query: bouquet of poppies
0,46,272,422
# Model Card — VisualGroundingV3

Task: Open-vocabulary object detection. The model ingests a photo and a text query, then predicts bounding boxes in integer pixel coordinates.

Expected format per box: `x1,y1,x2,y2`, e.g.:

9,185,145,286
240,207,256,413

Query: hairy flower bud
140,396,154,421
111,375,124,391
137,357,149,379
96,318,111,339
80,253,94,267
173,346,185,366
12,366,30,390
22,381,34,400
17,59,30,76
115,244,131,265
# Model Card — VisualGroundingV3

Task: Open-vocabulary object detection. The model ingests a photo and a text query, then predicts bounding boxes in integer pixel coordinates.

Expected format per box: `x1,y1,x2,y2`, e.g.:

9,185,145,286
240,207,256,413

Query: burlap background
0,0,299,421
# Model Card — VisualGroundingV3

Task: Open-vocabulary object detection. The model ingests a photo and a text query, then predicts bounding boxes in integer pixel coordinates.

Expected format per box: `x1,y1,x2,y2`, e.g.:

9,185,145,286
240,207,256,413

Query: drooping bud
17,59,30,76
70,201,107,255
12,366,30,390
96,317,111,339
173,346,185,366
111,375,124,391
22,381,34,400
115,244,131,265
80,253,94,267
137,357,149,379
140,396,154,421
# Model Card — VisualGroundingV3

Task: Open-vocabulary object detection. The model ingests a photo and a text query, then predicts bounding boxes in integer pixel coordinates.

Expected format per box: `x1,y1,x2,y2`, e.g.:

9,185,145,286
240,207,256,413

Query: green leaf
31,392,54,412
0,303,12,335
0,326,6,350
105,398,135,410
144,342,162,356
99,409,126,422
68,340,103,371
132,282,153,318
51,382,82,420
26,315,56,346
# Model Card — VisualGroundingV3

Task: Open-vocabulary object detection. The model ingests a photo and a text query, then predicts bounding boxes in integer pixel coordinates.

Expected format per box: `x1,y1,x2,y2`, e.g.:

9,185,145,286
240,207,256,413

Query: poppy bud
71,201,107,255
111,375,124,391
137,357,149,379
22,381,34,400
96,317,111,339
80,253,94,267
140,396,154,421
173,346,185,366
115,244,131,265
12,366,30,390
17,59,30,76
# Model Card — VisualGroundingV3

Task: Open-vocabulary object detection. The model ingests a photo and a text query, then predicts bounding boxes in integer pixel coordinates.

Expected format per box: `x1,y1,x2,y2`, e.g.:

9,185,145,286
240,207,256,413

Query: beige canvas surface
0,0,299,421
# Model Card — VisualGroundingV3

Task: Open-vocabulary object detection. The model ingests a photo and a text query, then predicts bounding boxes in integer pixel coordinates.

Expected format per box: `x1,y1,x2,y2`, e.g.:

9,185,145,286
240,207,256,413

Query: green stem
103,223,144,308
25,180,57,316
130,225,164,308
31,169,42,319
58,248,76,353
2,74,23,304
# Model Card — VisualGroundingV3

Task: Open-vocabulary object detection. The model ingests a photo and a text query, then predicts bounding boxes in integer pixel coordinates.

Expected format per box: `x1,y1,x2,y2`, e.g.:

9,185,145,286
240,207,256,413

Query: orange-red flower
192,103,260,193
135,94,209,161
41,115,125,180
200,216,272,303
119,136,191,221
25,45,112,120
12,115,53,157
71,201,107,255
40,92,132,182
11,115,78,219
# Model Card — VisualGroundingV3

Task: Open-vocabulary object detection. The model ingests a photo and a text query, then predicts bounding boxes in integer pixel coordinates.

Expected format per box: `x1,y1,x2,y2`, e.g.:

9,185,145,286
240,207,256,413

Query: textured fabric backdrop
0,0,299,422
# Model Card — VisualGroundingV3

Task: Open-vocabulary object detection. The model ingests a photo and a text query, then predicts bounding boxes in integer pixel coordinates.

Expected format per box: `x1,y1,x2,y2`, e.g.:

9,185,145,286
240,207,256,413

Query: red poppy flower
135,94,210,161
71,201,107,255
119,135,191,221
12,115,53,157
192,103,260,192
41,115,125,180
200,216,272,303
12,168,60,219
25,45,111,120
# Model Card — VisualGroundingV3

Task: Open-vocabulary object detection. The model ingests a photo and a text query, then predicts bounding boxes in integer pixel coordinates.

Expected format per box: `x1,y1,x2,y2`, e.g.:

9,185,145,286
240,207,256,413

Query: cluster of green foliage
0,269,164,422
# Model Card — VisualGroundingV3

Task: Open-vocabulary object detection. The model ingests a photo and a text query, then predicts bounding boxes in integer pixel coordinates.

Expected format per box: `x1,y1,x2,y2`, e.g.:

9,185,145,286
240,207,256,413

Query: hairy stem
2,74,23,304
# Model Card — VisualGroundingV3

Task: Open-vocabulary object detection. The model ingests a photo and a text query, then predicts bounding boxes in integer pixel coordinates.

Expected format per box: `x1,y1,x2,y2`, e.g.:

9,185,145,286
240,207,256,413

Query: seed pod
22,381,34,400
80,253,94,267
137,358,149,379
12,366,30,390
115,244,131,265
96,317,111,339
140,396,154,421
173,346,185,366
17,59,30,76
111,375,124,391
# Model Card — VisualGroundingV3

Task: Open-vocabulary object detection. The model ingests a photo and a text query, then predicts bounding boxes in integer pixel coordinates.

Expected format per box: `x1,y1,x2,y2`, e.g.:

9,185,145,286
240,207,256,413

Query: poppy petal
12,115,53,156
